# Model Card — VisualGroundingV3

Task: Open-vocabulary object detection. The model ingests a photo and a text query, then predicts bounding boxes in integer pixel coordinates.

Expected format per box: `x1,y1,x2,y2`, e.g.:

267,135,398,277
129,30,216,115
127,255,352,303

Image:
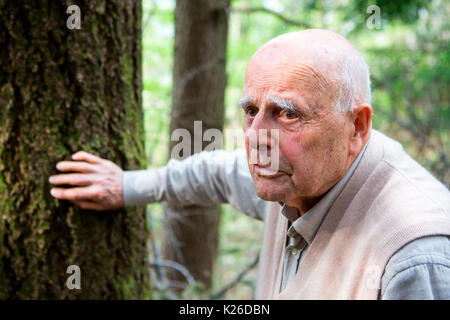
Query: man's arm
122,149,266,220
381,235,450,299
49,149,267,220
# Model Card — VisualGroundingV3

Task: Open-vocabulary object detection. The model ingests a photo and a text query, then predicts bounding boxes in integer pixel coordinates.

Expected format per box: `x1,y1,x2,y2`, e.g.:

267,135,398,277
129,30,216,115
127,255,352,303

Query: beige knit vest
255,130,450,299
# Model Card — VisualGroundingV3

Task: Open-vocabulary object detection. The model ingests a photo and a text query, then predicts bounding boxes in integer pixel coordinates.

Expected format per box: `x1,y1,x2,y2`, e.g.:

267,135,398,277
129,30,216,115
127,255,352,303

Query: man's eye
246,108,258,117
280,110,299,120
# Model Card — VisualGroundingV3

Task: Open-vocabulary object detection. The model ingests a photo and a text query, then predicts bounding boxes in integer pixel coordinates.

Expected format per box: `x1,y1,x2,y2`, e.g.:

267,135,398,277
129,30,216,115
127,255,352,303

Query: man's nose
246,112,275,145
245,115,279,165
249,110,266,130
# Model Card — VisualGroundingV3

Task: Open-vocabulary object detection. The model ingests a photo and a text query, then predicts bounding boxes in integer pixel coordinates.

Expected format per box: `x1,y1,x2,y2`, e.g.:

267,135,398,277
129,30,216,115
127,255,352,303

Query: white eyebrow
238,96,301,114
238,96,254,109
269,96,300,113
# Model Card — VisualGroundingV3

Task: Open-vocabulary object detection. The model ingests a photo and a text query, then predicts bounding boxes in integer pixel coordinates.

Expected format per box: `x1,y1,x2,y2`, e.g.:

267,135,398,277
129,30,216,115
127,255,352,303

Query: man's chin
251,173,293,201
254,186,288,202
252,172,291,197
256,192,284,202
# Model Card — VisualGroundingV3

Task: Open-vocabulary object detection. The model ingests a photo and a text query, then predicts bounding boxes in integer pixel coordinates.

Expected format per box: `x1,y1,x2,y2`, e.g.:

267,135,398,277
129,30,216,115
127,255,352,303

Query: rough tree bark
163,0,230,289
0,0,150,299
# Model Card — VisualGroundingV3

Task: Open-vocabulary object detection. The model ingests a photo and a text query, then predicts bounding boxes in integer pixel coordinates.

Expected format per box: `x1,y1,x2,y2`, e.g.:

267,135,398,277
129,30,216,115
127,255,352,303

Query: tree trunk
163,0,230,289
0,0,150,299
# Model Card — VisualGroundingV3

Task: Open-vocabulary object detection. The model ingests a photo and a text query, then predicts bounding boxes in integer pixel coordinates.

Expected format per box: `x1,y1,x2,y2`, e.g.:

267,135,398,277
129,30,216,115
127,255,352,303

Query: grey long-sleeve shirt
123,149,450,300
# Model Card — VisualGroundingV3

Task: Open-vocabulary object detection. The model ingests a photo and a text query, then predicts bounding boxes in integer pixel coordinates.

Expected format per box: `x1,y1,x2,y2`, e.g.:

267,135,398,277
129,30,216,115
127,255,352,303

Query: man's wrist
122,169,161,207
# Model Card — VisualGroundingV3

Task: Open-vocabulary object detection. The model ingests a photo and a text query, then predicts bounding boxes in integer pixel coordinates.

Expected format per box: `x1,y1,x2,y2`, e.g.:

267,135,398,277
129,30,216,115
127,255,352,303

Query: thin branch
175,55,225,103
210,253,260,300
149,259,196,285
232,6,311,28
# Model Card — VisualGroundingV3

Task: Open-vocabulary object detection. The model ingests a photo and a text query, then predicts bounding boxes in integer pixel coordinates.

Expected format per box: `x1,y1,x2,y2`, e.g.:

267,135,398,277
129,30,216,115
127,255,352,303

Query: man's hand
49,151,124,211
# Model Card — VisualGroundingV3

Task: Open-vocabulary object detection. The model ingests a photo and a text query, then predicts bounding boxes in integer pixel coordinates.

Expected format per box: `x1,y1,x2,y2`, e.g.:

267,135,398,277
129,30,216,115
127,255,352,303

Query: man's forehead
245,60,327,90
244,43,332,95
243,60,328,109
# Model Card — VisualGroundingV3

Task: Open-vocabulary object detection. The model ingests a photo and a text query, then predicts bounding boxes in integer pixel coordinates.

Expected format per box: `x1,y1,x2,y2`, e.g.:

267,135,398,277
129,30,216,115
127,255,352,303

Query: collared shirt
123,147,450,299
280,143,368,291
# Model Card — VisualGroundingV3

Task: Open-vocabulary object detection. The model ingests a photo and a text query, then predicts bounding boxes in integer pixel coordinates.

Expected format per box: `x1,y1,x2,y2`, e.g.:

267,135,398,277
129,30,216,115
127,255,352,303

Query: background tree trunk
163,0,230,289
0,0,150,299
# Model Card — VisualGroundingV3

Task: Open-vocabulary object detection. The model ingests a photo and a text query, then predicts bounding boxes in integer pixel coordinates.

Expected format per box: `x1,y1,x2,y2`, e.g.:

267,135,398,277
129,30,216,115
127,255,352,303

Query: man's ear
349,104,372,156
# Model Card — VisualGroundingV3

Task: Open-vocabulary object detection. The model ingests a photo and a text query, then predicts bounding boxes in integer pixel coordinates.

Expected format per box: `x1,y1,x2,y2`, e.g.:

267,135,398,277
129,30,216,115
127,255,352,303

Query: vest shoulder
369,131,450,214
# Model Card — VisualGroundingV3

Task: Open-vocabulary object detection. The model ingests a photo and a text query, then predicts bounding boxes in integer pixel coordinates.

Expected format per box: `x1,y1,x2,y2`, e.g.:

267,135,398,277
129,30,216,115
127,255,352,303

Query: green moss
113,272,152,300
0,1,150,299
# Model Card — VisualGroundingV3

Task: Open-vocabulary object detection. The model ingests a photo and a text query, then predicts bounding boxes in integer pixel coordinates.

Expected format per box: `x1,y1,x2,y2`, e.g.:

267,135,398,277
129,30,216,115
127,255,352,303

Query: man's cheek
279,140,302,166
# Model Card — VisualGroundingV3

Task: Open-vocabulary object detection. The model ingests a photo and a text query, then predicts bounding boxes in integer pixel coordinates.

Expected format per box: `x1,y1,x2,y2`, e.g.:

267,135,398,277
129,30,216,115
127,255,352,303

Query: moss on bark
0,0,150,299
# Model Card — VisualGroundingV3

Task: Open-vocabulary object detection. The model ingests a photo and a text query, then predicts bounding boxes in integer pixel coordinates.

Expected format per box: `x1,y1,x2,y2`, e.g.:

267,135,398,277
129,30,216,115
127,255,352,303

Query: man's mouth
253,164,285,177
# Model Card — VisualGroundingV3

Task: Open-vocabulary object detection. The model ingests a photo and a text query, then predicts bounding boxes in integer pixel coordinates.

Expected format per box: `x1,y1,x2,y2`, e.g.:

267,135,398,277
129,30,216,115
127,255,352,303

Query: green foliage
350,0,430,23
142,0,174,168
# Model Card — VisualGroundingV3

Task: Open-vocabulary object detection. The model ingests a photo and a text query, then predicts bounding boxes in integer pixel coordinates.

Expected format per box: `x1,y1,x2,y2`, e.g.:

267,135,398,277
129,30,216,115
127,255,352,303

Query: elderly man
49,29,450,299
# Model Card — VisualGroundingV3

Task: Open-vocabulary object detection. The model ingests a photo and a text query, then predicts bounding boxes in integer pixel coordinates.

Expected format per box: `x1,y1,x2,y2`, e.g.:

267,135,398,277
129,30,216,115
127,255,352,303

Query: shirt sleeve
122,149,267,220
381,235,450,300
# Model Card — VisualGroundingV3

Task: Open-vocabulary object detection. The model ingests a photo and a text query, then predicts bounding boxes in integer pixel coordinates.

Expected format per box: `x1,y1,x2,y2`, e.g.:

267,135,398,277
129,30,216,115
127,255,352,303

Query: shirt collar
280,142,368,245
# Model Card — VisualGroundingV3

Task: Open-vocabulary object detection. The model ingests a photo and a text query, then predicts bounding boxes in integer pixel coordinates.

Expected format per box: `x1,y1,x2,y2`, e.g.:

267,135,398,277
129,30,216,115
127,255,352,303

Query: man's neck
287,186,334,217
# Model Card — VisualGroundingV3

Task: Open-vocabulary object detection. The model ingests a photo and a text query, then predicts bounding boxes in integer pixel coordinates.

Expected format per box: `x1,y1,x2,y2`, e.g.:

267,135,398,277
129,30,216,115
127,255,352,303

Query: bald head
245,29,371,112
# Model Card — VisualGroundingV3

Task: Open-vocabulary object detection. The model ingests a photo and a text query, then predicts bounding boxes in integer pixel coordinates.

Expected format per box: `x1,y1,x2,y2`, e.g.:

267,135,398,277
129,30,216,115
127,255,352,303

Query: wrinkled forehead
244,55,328,92
243,47,332,107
